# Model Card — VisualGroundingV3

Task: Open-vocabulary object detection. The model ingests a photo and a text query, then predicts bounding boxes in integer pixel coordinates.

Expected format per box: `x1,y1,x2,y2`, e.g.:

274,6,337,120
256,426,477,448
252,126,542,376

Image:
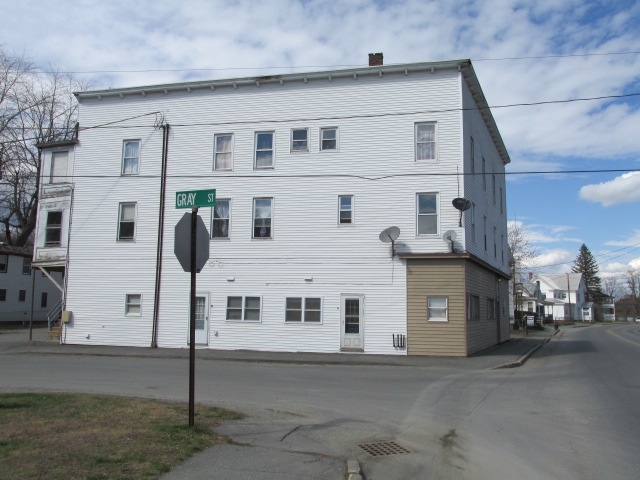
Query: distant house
0,245,63,324
533,273,592,322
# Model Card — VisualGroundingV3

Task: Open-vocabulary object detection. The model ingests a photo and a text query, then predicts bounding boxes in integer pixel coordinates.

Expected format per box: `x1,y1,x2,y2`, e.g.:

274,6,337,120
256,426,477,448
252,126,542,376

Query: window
125,294,141,315
50,151,69,184
483,216,487,251
19,290,26,302
226,296,261,322
500,186,504,214
417,193,438,235
0,254,7,273
427,296,448,322
255,132,274,168
338,195,353,225
122,140,140,175
0,289,5,301
482,157,487,190
471,202,476,244
118,203,136,241
22,257,31,275
214,134,233,170
285,297,322,323
488,298,496,320
41,292,48,308
492,174,496,204
253,198,272,239
467,294,480,321
211,199,230,238
415,123,436,160
291,129,308,152
554,291,567,300
493,226,497,257
320,127,338,151
45,211,63,247
470,136,475,173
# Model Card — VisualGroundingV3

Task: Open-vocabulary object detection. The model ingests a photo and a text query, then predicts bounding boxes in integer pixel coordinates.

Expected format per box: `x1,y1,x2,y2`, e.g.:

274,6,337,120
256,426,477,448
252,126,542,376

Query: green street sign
176,189,216,209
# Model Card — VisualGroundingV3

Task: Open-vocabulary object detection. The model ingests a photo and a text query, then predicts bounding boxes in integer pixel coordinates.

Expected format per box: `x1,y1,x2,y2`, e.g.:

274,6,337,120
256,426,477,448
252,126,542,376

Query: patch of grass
0,393,242,480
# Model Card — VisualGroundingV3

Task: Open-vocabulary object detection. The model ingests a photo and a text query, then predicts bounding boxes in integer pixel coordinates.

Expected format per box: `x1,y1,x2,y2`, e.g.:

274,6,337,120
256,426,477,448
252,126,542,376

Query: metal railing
47,299,64,330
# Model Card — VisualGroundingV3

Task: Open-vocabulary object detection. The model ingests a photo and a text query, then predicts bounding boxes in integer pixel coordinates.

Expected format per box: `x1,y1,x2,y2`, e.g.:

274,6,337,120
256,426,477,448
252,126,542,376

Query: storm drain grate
358,441,411,456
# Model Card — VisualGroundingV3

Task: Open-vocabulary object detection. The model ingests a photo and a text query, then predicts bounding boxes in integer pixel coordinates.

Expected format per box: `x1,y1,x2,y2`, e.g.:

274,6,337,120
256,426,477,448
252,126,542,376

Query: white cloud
580,172,640,206
529,249,573,273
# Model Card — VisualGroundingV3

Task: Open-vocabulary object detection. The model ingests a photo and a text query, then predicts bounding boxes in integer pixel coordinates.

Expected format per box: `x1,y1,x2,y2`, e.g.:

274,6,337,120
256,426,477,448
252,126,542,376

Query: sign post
174,189,215,427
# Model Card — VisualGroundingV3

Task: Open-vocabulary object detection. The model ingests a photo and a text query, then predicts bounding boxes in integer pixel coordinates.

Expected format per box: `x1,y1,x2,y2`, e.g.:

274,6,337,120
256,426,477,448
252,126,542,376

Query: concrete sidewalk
0,326,556,480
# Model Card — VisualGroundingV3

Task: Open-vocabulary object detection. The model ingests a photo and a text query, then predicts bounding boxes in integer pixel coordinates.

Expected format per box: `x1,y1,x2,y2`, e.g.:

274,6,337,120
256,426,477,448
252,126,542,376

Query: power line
526,242,640,270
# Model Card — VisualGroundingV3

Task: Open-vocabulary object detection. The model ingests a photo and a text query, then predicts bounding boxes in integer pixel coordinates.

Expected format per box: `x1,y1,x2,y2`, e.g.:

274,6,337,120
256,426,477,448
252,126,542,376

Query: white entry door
188,293,209,345
340,294,364,351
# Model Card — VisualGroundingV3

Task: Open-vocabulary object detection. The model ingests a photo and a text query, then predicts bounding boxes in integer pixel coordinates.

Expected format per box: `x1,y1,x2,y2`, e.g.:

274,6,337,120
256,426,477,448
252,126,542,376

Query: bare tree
627,268,639,298
1,48,85,246
603,276,625,301
508,220,538,266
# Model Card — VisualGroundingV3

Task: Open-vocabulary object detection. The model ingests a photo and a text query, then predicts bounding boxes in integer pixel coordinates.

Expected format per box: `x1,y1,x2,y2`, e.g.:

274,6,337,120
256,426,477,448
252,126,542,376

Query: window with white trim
0,255,7,273
50,151,69,183
22,257,31,275
214,134,233,170
417,193,438,235
285,297,322,323
45,211,63,247
255,132,274,168
291,129,308,152
125,294,141,315
226,296,261,322
118,203,136,241
427,296,448,322
122,140,140,175
338,195,353,225
211,199,230,239
253,198,272,239
320,127,338,151
415,122,436,161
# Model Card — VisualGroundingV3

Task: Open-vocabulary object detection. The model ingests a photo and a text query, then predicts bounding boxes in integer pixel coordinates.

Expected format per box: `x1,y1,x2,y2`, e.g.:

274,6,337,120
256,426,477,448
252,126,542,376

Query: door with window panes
188,293,209,345
340,294,364,350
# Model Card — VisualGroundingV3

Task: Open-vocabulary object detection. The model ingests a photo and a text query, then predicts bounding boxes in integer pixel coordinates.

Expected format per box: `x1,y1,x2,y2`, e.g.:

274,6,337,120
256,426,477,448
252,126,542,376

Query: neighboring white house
533,273,591,322
35,55,512,356
0,245,63,324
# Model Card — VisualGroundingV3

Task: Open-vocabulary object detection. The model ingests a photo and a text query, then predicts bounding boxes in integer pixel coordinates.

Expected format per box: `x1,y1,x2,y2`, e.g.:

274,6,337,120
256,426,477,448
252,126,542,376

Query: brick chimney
368,52,383,66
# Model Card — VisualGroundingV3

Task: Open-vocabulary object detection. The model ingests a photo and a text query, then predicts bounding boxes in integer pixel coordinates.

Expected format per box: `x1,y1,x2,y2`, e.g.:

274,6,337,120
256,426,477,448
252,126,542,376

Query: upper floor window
253,198,273,239
338,195,353,225
320,127,338,151
415,123,436,161
212,199,230,239
50,151,69,184
285,297,322,323
22,257,31,275
118,203,136,241
0,255,7,273
45,211,63,247
417,193,438,235
122,140,140,175
214,134,233,170
255,132,274,169
291,129,308,152
19,290,26,302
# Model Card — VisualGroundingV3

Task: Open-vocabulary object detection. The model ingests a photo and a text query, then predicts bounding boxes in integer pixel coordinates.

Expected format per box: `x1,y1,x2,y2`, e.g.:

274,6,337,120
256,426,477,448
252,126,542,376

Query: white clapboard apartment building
34,54,511,356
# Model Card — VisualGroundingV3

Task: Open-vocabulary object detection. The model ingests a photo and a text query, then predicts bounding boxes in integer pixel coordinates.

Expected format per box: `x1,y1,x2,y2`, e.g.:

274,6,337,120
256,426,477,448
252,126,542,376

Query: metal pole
567,273,572,323
189,207,198,427
29,264,36,341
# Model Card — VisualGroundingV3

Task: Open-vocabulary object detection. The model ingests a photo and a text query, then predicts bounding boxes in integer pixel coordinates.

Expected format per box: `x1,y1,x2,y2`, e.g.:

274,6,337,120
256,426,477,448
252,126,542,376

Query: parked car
636,316,640,322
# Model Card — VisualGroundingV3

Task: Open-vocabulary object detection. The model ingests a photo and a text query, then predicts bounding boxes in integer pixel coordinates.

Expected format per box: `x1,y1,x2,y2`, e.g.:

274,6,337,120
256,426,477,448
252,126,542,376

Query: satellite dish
452,198,471,211
379,226,400,257
379,226,400,243
443,230,457,242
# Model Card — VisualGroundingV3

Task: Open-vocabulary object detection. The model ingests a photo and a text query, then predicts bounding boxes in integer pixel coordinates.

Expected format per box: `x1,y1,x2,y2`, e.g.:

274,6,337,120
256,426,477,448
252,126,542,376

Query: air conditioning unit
61,311,73,323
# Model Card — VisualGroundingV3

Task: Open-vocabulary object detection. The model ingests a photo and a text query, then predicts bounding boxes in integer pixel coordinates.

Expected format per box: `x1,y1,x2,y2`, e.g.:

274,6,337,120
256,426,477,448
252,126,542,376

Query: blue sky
3,0,640,284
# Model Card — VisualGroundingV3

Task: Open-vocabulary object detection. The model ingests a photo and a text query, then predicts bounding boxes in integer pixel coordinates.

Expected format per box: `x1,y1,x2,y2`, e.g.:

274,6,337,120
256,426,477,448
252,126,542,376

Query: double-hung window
212,199,230,239
417,193,438,235
255,132,274,168
41,292,48,308
226,296,261,322
285,297,322,323
122,140,140,175
19,290,26,302
488,298,496,321
125,294,141,315
320,127,338,151
22,257,31,275
467,294,480,321
214,134,233,170
0,254,7,273
338,195,353,225
45,211,63,247
0,289,5,301
415,122,436,161
253,198,273,239
50,151,69,183
291,129,308,152
427,296,448,322
118,203,136,241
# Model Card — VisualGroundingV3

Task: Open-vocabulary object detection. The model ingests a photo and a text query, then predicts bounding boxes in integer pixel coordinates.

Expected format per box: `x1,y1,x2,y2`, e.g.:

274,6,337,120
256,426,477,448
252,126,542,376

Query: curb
347,459,362,479
493,333,555,369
